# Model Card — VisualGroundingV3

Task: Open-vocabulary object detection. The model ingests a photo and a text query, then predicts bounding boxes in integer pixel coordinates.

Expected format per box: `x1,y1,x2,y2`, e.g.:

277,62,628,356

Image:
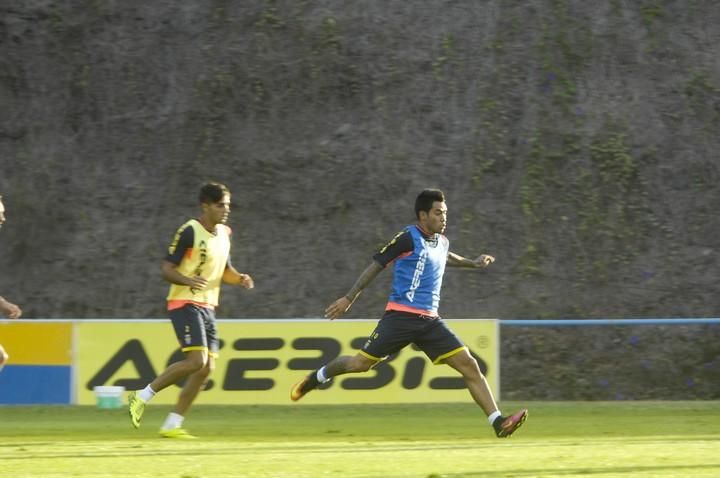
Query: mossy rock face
1,1,719,399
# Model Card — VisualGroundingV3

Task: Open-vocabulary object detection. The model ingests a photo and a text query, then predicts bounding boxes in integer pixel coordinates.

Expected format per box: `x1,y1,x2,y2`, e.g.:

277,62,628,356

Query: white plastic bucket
93,385,126,409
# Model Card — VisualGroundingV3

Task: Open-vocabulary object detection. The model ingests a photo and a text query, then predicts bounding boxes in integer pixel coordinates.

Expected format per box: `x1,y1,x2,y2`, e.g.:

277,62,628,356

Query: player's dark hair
415,189,445,218
199,182,230,204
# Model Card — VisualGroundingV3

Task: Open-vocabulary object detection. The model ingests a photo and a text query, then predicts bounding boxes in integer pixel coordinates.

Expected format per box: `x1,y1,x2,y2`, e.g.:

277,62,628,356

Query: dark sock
492,415,505,434
302,370,320,391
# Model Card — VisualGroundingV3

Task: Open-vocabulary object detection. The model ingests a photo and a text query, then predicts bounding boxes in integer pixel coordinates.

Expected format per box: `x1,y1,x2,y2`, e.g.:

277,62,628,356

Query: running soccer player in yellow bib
127,182,254,438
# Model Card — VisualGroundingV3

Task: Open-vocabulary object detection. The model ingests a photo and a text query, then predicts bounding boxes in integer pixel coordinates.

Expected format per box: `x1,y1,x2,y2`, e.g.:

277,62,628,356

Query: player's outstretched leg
290,370,321,401
0,346,8,373
291,356,372,401
128,391,146,428
493,409,528,438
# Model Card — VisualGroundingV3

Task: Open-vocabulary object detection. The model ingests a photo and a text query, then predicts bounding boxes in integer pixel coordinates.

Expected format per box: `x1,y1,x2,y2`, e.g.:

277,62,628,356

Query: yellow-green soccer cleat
159,428,197,439
127,391,146,429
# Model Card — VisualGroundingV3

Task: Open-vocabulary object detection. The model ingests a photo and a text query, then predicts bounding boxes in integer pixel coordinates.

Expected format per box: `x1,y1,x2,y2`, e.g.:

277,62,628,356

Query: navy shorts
361,310,465,364
169,304,219,356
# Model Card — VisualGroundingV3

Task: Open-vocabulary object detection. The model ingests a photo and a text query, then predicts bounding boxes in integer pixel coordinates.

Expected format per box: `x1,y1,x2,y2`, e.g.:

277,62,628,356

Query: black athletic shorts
169,303,219,357
360,310,465,364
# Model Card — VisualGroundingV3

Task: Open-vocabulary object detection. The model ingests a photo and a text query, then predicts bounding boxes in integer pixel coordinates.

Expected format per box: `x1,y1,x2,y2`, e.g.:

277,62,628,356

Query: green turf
1,402,719,477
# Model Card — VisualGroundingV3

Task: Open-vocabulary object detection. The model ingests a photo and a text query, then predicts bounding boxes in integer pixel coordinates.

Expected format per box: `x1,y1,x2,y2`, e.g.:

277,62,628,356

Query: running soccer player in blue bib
291,189,527,438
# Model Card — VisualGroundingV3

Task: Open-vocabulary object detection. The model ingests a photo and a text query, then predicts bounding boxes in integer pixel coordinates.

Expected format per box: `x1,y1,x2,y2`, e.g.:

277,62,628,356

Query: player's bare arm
222,264,254,289
0,296,22,319
447,251,495,268
324,261,384,320
161,260,208,290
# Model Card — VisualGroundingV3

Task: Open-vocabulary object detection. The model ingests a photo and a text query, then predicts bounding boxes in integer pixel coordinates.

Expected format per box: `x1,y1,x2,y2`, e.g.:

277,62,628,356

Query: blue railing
500,318,720,326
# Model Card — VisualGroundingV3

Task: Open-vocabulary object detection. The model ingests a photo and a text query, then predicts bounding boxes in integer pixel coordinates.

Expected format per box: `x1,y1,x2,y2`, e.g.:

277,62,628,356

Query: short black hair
415,189,445,218
199,182,230,204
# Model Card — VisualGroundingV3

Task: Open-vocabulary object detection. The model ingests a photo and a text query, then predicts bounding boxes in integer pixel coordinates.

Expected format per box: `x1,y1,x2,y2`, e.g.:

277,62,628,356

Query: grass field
1,401,719,478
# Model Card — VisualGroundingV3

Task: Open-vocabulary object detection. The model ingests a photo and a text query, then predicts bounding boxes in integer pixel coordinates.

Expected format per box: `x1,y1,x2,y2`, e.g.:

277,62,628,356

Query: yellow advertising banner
0,320,72,365
76,319,498,405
